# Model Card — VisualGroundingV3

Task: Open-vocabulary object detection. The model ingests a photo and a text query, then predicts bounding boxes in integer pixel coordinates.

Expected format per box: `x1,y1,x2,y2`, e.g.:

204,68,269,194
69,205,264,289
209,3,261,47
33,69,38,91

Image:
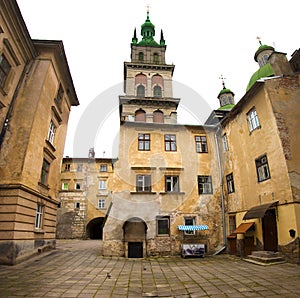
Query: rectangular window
198,175,213,194
136,175,151,192
255,154,271,182
247,107,260,132
184,217,195,235
77,164,83,172
75,182,81,190
40,159,50,185
62,182,68,190
0,54,11,89
138,133,150,151
195,136,208,153
165,134,176,151
165,176,179,192
55,84,64,108
47,120,56,144
35,204,43,229
99,180,106,190
100,164,107,172
222,134,228,151
229,215,236,235
64,164,70,172
226,173,235,193
157,216,170,236
98,199,106,209
75,202,80,209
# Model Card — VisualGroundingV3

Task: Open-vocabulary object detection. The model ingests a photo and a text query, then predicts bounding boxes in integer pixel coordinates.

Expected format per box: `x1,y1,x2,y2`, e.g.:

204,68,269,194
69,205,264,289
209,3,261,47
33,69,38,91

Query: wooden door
262,209,278,251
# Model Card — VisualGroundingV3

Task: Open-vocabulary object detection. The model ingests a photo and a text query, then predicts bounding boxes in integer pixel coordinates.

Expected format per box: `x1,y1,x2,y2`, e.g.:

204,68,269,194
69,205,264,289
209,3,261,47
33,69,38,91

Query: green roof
254,44,274,62
138,38,160,46
246,63,274,91
218,88,234,98
217,104,235,111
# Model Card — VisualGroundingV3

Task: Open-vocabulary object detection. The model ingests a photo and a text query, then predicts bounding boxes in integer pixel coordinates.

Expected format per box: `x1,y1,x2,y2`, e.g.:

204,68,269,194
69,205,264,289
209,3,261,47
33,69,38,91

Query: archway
86,217,104,239
123,217,147,258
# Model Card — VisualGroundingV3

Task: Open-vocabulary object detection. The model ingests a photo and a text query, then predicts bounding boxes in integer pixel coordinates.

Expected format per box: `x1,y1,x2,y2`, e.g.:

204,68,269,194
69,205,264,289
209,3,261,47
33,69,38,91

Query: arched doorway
86,217,104,239
123,217,147,258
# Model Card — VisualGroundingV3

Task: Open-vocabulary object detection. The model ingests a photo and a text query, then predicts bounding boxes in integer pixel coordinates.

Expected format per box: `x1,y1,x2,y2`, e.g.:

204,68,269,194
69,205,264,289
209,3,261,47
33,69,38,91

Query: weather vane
219,75,226,88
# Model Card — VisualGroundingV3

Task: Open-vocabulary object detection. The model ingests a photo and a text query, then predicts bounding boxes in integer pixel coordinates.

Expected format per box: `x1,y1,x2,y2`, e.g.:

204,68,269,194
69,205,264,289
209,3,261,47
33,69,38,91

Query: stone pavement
0,240,299,298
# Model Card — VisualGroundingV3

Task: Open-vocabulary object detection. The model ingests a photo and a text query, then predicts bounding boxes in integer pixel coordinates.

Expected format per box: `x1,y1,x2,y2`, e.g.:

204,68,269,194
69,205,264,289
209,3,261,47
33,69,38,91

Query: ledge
130,191,157,195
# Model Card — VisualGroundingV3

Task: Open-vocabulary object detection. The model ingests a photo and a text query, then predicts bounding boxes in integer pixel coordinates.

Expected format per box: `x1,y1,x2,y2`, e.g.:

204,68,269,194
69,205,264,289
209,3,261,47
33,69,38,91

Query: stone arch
86,217,104,239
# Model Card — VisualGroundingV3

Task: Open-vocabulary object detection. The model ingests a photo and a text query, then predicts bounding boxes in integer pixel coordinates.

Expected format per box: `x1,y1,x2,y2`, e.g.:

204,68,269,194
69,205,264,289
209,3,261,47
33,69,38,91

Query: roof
232,222,255,234
217,104,235,111
243,201,278,220
246,63,274,91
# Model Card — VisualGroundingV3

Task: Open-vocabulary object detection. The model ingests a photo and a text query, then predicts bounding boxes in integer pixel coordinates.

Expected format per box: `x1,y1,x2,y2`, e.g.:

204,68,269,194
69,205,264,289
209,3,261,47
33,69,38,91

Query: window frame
165,175,180,192
98,199,106,209
75,202,80,209
136,175,152,192
153,85,162,98
195,135,208,153
75,182,81,190
198,175,213,194
164,134,177,152
62,182,69,190
0,54,11,89
47,120,56,144
255,154,271,182
156,216,170,236
222,134,229,151
100,164,107,172
138,133,150,151
40,159,50,186
35,204,43,229
184,217,195,235
247,107,260,132
136,84,145,97
99,180,107,190
226,173,235,194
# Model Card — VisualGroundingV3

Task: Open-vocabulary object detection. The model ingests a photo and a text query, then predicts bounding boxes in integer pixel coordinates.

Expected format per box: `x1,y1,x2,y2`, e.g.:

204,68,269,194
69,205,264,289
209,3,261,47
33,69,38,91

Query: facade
57,152,114,240
0,0,79,264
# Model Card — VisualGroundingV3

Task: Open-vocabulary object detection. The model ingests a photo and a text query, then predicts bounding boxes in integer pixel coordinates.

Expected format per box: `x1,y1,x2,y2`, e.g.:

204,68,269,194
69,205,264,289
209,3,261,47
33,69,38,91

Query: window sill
130,191,157,195
45,139,56,152
160,192,185,195
38,182,49,190
249,125,261,135
34,229,45,234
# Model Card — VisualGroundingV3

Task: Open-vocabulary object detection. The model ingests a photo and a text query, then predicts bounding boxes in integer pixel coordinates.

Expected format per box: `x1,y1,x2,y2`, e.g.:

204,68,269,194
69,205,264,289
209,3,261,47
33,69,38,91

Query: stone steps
244,251,286,266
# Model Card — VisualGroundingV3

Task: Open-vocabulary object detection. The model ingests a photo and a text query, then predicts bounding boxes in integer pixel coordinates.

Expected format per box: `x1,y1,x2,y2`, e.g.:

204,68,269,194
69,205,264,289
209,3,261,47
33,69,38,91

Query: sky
17,0,299,158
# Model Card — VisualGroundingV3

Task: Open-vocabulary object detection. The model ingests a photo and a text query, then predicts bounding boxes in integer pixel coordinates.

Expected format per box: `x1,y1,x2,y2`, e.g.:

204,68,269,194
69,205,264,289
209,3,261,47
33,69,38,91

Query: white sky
17,0,299,158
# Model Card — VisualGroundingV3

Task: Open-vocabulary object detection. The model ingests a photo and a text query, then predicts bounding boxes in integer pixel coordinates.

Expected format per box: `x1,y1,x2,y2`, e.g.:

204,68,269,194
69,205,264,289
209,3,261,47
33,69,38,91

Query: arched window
138,52,144,61
135,110,146,122
153,53,159,63
153,110,164,123
137,85,145,97
153,85,162,98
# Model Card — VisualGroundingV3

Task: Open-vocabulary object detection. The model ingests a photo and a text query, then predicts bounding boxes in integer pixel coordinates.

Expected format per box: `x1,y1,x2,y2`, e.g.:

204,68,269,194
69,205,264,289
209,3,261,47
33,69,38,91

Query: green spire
132,28,138,44
160,29,165,46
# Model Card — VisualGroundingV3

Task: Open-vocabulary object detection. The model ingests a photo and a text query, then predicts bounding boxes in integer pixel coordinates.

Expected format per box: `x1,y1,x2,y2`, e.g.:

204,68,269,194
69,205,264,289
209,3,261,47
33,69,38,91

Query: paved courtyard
0,240,299,297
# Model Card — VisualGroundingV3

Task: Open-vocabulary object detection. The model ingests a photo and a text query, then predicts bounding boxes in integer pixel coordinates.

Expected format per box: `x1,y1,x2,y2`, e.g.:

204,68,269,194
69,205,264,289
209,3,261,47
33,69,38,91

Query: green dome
254,44,274,62
218,87,234,98
246,63,274,91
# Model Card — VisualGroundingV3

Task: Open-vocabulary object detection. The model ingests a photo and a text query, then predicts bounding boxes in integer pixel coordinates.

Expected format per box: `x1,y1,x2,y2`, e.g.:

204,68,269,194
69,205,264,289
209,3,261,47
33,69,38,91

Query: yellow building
57,151,114,239
219,44,300,263
0,0,79,264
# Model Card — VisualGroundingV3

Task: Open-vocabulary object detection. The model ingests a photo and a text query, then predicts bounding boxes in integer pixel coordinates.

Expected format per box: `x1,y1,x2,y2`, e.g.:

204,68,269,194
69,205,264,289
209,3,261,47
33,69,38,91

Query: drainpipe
214,125,227,248
0,60,32,148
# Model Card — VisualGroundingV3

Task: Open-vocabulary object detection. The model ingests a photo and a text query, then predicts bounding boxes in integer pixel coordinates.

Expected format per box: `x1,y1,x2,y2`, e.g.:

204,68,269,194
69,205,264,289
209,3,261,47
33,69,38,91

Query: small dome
217,87,234,98
254,44,274,62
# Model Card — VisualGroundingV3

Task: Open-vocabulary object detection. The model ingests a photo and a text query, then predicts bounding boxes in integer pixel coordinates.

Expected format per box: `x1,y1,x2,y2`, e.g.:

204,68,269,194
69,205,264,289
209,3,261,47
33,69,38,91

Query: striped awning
178,225,209,231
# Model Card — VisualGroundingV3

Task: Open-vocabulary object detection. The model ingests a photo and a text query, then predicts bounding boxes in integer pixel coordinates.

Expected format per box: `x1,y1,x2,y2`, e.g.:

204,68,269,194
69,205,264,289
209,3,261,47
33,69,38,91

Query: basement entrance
86,217,104,239
123,217,147,258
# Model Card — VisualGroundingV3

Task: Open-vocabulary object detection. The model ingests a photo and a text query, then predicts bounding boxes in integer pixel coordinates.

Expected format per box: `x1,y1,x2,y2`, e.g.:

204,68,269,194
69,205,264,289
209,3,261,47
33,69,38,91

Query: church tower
119,10,179,124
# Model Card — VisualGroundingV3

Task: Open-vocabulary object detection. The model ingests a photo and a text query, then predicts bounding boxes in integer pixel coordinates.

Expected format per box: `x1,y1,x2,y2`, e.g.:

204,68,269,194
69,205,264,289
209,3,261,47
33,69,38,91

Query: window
136,175,151,192
100,164,107,172
98,199,106,209
138,52,144,61
153,110,164,123
153,85,162,97
62,182,68,190
40,159,50,185
157,216,170,236
226,173,235,193
135,109,146,122
165,176,179,192
137,85,145,97
165,134,176,151
198,176,213,194
153,53,159,63
77,164,83,172
255,154,271,182
195,136,208,153
0,54,11,89
75,202,80,209
55,84,64,108
75,183,81,190
99,180,106,190
184,217,195,235
222,134,228,151
64,164,70,171
138,133,150,151
47,120,56,144
247,108,260,132
229,215,236,235
35,204,43,229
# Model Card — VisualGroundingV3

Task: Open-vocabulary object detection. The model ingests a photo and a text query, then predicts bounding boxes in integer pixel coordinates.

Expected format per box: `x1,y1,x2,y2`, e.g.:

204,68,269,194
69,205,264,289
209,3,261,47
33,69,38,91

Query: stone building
0,0,79,264
57,152,114,240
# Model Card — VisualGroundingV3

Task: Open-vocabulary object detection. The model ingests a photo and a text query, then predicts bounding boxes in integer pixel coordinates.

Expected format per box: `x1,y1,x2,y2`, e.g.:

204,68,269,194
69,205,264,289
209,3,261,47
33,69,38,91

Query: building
57,150,114,240
0,0,79,264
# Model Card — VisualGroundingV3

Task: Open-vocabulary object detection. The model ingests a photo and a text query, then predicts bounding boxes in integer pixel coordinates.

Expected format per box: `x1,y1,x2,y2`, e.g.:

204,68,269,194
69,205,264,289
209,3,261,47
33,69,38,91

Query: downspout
214,125,227,248
0,60,32,148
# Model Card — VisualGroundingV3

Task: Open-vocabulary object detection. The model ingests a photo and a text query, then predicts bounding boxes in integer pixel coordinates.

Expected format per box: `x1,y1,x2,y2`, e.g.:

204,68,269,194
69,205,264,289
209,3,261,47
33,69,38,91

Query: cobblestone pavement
0,240,299,297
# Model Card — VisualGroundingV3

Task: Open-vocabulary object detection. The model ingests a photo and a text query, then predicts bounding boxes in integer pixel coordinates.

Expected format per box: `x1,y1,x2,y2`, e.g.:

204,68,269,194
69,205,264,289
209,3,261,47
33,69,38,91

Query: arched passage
86,217,104,239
